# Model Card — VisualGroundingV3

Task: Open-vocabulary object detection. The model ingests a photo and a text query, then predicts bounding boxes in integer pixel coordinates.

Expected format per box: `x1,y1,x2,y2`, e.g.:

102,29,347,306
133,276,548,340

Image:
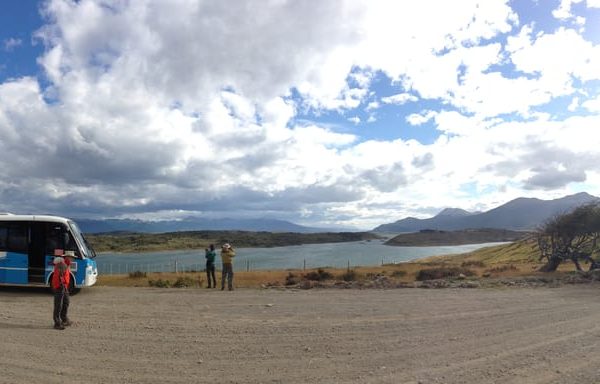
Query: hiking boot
54,323,65,330
62,319,73,327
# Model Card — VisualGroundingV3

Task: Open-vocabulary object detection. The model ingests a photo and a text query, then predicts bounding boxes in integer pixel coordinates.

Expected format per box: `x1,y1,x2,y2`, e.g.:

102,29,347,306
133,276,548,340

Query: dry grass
97,266,391,288
98,269,302,288
96,261,584,288
417,240,539,265
94,262,514,288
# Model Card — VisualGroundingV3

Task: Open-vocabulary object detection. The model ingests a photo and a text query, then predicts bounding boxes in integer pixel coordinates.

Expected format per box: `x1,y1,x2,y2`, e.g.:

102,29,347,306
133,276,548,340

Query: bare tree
537,203,600,272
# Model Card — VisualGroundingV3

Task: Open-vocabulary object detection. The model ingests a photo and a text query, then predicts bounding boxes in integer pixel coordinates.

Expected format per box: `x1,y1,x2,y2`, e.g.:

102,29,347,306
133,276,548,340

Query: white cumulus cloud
0,0,599,230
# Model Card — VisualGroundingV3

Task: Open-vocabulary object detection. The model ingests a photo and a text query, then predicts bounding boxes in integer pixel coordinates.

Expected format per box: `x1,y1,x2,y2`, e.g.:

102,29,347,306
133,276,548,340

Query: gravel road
1,285,599,384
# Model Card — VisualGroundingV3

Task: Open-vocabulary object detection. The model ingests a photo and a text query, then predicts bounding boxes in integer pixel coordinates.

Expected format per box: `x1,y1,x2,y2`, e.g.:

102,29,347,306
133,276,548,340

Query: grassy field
417,238,541,265
96,239,586,288
97,264,438,288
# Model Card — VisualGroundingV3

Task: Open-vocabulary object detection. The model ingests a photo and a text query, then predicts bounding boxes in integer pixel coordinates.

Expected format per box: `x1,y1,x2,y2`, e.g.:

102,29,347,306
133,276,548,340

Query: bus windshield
68,221,96,259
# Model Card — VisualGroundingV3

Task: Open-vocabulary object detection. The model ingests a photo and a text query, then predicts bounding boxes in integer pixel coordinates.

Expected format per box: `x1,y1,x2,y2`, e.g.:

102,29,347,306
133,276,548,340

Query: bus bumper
84,264,98,286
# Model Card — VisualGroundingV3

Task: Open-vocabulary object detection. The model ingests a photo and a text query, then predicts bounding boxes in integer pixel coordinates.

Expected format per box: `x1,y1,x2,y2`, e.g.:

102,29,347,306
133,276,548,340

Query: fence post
303,259,306,271
347,260,350,272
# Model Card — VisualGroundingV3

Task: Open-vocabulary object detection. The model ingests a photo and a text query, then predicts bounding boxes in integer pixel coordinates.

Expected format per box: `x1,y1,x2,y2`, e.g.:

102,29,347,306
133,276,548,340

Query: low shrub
390,270,407,278
304,268,333,281
416,267,475,281
172,276,201,288
148,279,171,288
129,270,147,278
340,270,357,281
285,272,300,286
461,261,486,268
485,264,518,273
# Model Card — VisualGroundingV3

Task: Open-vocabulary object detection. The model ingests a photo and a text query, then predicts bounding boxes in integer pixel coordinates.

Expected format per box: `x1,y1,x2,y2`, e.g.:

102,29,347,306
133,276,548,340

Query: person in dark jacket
51,250,74,330
205,244,217,288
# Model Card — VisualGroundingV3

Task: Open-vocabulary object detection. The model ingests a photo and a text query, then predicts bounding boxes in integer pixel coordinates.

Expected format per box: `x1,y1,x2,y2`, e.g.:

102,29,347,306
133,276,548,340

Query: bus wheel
69,279,80,295
47,273,55,294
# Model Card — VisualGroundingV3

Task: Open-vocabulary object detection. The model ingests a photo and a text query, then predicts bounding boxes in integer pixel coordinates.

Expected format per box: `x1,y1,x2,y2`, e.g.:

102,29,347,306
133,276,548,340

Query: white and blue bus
0,214,97,292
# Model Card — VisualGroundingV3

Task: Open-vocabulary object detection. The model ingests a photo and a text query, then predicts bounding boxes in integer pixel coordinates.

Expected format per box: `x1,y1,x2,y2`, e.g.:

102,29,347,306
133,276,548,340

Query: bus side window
65,232,78,254
45,224,65,255
7,224,28,253
0,224,7,251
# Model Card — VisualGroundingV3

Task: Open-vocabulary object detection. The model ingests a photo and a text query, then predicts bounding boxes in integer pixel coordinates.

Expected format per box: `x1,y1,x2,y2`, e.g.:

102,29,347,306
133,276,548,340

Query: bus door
29,223,69,284
29,222,48,284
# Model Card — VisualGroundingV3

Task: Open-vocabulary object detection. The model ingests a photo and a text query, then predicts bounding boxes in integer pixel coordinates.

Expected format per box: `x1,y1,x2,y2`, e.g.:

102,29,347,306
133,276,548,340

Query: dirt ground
1,285,599,384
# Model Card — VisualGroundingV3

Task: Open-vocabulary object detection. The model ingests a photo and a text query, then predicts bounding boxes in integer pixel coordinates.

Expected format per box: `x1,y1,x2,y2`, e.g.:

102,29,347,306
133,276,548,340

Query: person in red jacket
52,251,74,330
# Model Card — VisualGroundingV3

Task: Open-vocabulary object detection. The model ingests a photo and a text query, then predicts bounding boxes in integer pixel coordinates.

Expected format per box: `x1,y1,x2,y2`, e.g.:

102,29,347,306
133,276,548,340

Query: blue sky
0,2,45,80
0,0,599,230
292,70,443,144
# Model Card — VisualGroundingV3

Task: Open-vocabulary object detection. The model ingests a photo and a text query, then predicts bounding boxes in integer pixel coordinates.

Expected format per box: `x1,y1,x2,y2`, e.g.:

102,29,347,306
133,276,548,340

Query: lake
94,239,506,274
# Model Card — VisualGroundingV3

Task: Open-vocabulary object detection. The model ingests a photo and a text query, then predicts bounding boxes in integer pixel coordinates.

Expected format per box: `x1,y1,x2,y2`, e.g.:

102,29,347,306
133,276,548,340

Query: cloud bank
0,0,599,229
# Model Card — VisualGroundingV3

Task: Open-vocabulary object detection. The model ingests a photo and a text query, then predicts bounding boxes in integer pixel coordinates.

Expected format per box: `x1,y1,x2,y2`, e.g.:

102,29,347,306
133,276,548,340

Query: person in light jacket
220,243,236,291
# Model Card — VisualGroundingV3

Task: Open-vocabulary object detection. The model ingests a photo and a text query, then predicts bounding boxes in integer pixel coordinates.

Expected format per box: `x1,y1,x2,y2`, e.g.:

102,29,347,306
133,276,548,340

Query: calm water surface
95,239,506,274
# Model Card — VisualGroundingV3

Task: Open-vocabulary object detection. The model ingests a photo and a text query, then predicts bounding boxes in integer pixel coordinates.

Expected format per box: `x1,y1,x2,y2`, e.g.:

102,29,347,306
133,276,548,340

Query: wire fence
97,259,271,275
97,261,206,275
96,258,378,275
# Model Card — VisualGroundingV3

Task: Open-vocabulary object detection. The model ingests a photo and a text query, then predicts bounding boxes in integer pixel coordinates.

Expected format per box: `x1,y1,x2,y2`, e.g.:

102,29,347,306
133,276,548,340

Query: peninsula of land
384,228,530,246
87,230,381,253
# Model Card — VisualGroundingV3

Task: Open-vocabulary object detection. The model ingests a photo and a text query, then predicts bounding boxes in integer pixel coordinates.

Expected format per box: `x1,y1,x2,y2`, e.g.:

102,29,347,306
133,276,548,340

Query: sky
0,0,599,230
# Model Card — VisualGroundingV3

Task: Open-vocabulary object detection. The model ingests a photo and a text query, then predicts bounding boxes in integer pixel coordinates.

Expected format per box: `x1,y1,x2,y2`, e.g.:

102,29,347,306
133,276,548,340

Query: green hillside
385,228,529,246
419,239,540,265
87,230,380,253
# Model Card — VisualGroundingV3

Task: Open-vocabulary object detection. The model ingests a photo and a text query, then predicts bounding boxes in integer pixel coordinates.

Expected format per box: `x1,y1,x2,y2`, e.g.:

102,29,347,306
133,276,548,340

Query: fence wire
95,258,380,275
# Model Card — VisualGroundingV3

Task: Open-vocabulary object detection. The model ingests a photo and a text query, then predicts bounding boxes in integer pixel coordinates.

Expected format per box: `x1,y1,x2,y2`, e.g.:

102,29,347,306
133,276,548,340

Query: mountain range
76,192,599,234
373,192,599,233
76,217,337,234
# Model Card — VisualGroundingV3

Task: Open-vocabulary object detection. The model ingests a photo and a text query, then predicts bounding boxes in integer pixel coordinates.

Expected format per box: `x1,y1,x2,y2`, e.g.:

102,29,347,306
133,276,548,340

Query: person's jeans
206,262,216,287
53,288,70,325
221,263,234,290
